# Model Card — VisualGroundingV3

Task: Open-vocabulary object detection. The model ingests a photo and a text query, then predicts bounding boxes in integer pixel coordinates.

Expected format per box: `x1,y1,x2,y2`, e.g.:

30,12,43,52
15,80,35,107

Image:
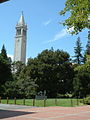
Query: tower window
23,30,26,36
17,29,21,35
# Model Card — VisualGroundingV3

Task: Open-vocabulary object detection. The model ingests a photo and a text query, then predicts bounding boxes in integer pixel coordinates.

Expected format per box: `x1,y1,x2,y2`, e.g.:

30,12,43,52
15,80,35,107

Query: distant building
14,13,27,63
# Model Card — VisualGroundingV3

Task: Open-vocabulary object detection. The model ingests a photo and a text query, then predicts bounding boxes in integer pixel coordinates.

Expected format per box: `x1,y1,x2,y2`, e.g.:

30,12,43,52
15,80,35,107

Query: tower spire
18,12,25,25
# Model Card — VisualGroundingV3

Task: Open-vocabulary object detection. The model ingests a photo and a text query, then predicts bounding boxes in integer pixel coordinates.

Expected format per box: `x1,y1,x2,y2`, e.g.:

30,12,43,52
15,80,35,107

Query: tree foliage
60,0,90,34
26,49,74,97
0,45,12,84
86,31,90,55
0,45,12,96
1,45,90,98
73,37,83,64
73,62,90,97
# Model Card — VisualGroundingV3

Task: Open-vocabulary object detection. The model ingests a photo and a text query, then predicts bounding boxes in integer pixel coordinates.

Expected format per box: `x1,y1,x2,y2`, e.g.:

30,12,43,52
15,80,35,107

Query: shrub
84,97,90,105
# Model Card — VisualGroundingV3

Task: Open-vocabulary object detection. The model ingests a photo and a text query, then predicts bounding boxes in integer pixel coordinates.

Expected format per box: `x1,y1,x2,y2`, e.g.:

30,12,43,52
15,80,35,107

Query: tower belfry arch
14,12,27,63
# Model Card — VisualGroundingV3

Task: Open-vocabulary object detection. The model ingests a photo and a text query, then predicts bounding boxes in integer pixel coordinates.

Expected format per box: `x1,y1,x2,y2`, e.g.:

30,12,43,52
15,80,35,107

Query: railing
0,97,85,107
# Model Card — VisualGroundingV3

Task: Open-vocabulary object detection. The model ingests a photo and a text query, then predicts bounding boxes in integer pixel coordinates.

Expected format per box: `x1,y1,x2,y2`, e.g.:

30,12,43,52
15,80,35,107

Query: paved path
0,104,90,120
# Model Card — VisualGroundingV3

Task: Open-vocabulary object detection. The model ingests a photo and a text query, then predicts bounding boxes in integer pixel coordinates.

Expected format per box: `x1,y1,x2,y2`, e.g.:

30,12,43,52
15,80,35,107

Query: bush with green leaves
84,97,90,105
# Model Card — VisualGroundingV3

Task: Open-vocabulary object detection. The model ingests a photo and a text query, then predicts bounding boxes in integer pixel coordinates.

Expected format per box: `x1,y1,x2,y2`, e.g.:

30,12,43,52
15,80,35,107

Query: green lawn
1,98,84,107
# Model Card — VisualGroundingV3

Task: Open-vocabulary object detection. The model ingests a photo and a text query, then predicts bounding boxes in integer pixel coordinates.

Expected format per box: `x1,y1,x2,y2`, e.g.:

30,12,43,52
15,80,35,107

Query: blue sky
0,0,88,60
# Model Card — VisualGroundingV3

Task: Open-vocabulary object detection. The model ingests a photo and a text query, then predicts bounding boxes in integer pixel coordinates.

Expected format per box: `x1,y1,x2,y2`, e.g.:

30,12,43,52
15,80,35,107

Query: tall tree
1,45,8,59
60,0,90,34
86,31,90,55
73,37,83,64
0,45,13,96
0,45,12,85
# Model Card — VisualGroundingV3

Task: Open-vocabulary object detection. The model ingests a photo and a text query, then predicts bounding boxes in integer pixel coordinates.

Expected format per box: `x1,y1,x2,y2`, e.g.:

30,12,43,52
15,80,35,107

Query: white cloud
44,27,74,43
43,19,51,26
54,28,67,40
47,28,68,43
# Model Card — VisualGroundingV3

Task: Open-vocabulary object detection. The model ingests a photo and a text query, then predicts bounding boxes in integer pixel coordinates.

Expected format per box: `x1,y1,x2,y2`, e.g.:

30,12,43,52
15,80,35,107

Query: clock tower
14,12,27,63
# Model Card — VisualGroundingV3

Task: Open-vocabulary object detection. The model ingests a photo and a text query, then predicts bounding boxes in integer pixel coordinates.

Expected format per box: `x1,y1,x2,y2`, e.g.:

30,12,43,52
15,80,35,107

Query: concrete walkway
0,104,90,120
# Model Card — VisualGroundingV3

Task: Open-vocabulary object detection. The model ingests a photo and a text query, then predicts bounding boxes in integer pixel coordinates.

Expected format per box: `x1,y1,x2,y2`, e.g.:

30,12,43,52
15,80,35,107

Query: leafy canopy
73,61,90,97
60,0,90,34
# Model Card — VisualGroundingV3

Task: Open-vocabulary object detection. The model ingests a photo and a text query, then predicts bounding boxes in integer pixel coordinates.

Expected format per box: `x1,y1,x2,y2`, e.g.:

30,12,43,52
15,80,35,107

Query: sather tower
14,12,27,63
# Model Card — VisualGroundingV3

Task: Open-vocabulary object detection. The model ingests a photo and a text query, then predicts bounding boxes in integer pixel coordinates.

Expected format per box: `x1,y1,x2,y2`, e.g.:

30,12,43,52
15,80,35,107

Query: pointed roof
18,12,25,25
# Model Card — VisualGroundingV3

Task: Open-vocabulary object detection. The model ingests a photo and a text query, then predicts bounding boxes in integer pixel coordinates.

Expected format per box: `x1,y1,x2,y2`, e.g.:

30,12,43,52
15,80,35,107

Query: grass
1,98,84,107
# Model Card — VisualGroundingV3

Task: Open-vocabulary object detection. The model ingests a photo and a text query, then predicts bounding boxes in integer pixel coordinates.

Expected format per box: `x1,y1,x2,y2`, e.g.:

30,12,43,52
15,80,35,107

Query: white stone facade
14,13,27,63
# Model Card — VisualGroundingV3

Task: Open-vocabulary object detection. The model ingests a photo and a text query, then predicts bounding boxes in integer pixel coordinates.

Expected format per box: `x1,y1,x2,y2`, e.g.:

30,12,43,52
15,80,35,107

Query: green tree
73,62,90,97
0,45,12,84
1,45,8,59
7,48,74,98
60,0,90,34
27,49,74,98
4,60,37,98
17,76,37,98
86,31,90,55
0,45,12,96
12,61,25,77
73,37,83,64
4,80,19,98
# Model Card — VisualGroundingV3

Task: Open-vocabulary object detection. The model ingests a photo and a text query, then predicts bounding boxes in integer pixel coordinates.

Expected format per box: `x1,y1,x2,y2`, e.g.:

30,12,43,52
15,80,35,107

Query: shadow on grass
0,109,35,119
